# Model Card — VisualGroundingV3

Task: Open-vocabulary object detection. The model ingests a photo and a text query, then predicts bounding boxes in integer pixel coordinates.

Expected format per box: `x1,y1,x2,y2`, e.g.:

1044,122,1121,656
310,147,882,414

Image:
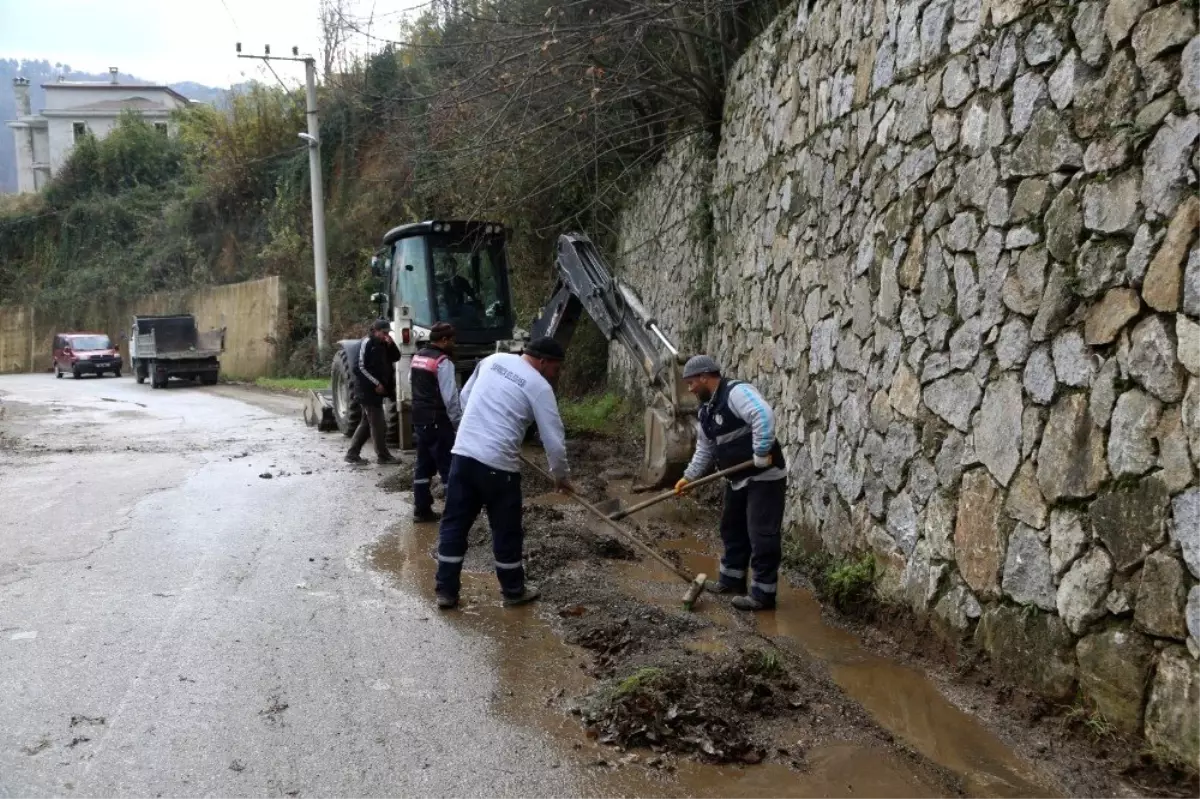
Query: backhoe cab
305,221,694,489
326,220,524,450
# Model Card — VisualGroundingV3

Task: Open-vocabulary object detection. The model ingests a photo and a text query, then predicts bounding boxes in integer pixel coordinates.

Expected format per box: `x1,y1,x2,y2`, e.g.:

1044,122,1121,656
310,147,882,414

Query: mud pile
524,504,637,574
576,650,797,764
377,470,414,492
522,508,957,789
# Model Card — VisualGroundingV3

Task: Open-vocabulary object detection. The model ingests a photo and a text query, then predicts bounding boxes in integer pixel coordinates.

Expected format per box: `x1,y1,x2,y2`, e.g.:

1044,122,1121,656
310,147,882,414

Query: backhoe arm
531,232,697,487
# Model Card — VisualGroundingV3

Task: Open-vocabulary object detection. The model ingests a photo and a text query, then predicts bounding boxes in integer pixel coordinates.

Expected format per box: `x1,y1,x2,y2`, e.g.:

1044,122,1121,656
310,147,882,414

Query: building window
154,122,168,136
72,122,87,142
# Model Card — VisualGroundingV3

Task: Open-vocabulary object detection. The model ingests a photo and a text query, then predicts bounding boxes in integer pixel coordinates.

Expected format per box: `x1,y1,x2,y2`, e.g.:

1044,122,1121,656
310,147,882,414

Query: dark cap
371,319,391,332
429,321,456,342
682,354,721,379
525,336,566,361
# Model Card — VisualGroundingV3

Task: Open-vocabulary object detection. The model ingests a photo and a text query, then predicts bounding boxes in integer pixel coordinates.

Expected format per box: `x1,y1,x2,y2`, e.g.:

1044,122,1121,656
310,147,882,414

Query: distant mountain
0,59,231,193
167,81,232,107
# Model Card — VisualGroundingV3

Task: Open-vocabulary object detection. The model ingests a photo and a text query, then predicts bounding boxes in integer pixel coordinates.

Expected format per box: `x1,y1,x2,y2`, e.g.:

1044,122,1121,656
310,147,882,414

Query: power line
218,0,242,33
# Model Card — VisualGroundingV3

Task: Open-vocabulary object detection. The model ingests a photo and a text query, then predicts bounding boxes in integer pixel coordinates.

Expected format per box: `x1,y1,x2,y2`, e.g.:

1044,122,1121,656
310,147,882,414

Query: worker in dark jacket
674,355,787,611
410,321,463,522
346,319,401,465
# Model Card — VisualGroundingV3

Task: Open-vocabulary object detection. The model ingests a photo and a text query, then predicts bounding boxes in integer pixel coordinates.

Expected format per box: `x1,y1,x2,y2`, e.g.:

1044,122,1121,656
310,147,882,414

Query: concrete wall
0,305,36,374
10,122,35,193
0,276,287,380
612,0,1200,764
182,278,287,379
46,118,76,175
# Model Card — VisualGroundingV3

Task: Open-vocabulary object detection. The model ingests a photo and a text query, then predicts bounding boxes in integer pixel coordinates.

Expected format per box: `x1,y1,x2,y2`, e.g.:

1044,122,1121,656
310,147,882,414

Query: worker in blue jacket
674,355,787,611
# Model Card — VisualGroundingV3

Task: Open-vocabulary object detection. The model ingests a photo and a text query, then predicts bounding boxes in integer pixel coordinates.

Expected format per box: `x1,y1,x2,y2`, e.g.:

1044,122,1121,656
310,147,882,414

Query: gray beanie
682,354,721,379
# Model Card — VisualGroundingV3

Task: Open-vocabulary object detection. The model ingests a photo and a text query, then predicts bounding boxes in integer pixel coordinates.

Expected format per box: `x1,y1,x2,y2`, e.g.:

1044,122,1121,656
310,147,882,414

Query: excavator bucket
641,405,695,489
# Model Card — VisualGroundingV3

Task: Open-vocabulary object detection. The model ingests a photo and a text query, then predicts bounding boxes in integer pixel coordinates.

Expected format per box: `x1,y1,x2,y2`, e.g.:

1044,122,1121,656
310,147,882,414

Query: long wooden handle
610,460,756,521
518,454,694,585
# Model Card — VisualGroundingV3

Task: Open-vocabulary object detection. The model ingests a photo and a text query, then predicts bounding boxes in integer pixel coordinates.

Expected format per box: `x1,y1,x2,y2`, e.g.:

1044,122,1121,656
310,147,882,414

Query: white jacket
453,353,569,479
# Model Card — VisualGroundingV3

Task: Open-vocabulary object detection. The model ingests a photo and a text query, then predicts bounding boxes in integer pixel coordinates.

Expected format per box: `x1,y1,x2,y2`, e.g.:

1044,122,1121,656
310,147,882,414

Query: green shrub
559,392,632,437
255,377,329,392
822,554,876,612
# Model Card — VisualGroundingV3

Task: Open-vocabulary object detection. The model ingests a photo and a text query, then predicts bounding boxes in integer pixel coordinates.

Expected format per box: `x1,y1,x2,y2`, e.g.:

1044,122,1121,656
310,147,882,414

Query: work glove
753,453,772,469
674,477,689,495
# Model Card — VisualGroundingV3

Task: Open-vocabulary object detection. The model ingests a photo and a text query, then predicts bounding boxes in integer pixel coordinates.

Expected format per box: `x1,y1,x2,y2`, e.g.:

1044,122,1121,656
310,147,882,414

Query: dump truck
303,220,694,487
130,314,225,389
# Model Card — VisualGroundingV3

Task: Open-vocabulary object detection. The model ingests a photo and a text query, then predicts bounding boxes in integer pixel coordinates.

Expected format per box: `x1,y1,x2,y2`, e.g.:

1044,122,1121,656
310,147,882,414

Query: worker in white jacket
434,337,572,609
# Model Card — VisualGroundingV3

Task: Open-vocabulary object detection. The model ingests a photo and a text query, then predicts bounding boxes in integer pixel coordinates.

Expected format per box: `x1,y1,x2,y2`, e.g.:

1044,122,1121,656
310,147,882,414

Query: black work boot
731,595,775,612
704,579,745,595
502,583,540,607
413,509,442,524
345,453,367,464
436,593,458,610
377,453,399,465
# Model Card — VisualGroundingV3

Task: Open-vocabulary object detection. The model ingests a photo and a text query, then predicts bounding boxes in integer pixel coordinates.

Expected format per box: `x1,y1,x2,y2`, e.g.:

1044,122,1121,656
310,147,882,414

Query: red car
52,332,123,379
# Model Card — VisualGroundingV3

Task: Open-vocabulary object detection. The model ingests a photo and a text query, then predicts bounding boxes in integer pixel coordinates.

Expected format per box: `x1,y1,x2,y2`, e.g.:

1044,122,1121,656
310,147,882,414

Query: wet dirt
598,467,1192,798
364,494,966,797
359,436,1191,798
810,582,1200,799
616,537,1054,797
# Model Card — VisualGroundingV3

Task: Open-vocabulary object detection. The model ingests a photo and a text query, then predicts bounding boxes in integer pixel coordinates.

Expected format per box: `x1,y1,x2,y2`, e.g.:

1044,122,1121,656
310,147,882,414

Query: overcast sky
0,0,428,88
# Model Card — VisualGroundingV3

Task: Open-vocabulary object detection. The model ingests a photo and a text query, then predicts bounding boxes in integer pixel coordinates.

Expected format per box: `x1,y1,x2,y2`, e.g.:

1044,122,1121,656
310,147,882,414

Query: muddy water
604,481,1060,798
365,505,951,798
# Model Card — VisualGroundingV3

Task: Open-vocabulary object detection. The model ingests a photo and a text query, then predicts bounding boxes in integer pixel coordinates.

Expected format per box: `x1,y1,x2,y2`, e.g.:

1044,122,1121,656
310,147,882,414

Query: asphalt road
0,373,627,798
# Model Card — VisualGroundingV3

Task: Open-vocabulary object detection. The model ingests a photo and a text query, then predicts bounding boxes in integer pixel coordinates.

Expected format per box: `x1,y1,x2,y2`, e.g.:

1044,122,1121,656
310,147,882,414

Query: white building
7,68,191,193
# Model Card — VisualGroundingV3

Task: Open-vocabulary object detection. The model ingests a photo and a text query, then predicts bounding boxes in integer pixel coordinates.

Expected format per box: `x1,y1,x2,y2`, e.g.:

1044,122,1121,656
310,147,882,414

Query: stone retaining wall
611,0,1200,763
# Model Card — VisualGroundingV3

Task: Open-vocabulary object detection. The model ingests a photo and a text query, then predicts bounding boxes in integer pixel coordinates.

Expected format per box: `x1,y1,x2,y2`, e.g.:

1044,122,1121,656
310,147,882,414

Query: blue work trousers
435,455,525,598
717,478,787,606
413,422,455,515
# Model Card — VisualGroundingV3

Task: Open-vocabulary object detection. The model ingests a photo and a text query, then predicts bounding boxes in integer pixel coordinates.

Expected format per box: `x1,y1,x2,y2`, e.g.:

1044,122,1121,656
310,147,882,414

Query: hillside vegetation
0,0,787,389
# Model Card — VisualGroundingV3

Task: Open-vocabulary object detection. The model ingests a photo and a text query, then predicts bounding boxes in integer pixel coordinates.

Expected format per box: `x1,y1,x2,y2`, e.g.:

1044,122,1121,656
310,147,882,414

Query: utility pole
236,44,331,357
301,58,330,358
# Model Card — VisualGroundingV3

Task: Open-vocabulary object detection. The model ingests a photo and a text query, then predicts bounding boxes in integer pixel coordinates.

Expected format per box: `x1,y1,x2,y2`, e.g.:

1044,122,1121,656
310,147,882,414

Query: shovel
518,454,709,611
598,460,756,522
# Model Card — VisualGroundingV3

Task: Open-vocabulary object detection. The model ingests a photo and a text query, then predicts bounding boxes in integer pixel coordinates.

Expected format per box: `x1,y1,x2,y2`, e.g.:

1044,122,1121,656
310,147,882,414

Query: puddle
365,507,955,798
681,628,729,655
608,520,1059,798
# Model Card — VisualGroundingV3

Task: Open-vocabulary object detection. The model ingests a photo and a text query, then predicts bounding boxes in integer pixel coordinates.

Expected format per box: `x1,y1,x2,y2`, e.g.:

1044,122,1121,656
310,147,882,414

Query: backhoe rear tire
383,398,400,449
331,346,362,437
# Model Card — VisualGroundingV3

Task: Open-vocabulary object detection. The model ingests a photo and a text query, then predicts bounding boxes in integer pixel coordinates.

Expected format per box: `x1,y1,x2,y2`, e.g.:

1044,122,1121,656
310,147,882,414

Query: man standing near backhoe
346,319,401,465
433,337,572,610
410,322,463,523
674,355,787,611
